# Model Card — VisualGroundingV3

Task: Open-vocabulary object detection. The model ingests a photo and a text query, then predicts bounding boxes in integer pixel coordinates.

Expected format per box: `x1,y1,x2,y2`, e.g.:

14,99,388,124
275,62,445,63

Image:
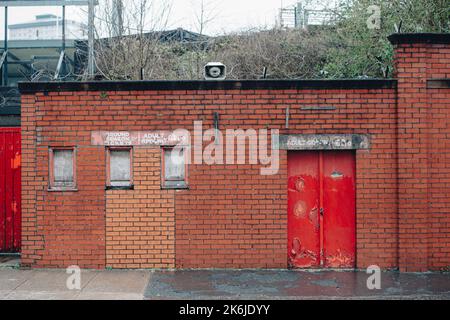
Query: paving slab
82,270,150,294
0,269,33,291
14,269,98,292
144,270,450,300
0,269,149,300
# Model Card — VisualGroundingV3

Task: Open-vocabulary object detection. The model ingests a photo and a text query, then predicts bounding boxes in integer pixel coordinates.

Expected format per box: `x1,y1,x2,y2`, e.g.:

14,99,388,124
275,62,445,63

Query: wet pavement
144,270,450,300
1,265,450,299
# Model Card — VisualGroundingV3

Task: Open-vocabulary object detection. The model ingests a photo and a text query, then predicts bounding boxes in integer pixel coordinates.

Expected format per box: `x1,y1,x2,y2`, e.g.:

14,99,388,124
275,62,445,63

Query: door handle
320,208,324,216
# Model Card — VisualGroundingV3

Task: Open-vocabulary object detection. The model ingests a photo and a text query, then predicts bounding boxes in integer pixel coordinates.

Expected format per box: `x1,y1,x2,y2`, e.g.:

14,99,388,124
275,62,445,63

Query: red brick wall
427,43,450,270
21,94,38,268
106,147,175,269
428,88,450,271
394,43,430,272
21,87,398,270
20,34,450,271
173,89,399,269
427,44,450,271
392,39,450,271
428,44,450,78
21,92,106,268
175,153,288,269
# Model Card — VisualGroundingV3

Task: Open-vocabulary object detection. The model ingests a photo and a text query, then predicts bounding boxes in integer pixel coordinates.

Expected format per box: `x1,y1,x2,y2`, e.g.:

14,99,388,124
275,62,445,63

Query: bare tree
182,0,220,79
192,0,220,36
81,0,334,81
90,0,173,80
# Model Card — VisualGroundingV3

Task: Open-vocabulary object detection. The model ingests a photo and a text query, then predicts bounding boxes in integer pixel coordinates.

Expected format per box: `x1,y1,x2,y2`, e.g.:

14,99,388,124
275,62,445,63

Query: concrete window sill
106,185,135,191
161,184,189,190
47,188,78,192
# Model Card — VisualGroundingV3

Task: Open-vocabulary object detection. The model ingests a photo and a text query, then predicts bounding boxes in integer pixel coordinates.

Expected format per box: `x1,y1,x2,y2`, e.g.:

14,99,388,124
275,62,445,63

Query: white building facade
8,14,87,40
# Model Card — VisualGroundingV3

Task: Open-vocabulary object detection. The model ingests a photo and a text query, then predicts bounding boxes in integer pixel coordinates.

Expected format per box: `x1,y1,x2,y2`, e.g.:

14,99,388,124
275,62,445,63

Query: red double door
0,128,21,253
288,151,355,268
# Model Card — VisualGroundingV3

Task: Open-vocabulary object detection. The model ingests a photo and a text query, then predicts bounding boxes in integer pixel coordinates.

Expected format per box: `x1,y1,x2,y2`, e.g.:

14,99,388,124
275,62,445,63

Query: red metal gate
0,128,21,253
288,151,355,268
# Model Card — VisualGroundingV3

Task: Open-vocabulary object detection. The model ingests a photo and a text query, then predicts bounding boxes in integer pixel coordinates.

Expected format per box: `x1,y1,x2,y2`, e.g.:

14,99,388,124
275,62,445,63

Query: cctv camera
204,62,226,80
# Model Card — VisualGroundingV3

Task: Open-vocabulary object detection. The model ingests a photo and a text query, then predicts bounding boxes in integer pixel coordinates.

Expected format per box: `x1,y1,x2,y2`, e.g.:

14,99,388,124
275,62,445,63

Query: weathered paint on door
287,152,320,267
0,128,21,253
322,151,356,268
288,151,355,268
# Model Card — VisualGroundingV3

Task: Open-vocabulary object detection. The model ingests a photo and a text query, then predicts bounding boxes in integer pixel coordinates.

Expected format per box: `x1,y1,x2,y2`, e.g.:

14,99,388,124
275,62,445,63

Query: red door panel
288,152,320,268
288,150,355,269
13,131,21,251
323,151,356,268
0,132,5,251
0,128,21,253
5,131,13,252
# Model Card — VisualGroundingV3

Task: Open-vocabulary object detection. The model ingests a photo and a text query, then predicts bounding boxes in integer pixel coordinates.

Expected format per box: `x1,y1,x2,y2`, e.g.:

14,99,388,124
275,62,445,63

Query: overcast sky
0,0,309,39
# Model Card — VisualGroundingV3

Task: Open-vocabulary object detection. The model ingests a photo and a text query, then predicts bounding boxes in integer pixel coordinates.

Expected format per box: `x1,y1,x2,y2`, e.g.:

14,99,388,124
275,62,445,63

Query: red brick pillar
20,93,42,267
389,34,449,271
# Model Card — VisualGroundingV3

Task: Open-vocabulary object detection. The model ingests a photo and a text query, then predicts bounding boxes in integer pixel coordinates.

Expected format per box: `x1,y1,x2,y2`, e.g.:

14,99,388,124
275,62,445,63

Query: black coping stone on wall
18,79,397,94
388,33,450,45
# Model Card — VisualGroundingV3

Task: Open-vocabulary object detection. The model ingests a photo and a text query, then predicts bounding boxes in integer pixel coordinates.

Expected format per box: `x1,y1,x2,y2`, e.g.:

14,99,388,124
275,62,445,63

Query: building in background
8,14,87,40
0,27,207,127
278,1,338,29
